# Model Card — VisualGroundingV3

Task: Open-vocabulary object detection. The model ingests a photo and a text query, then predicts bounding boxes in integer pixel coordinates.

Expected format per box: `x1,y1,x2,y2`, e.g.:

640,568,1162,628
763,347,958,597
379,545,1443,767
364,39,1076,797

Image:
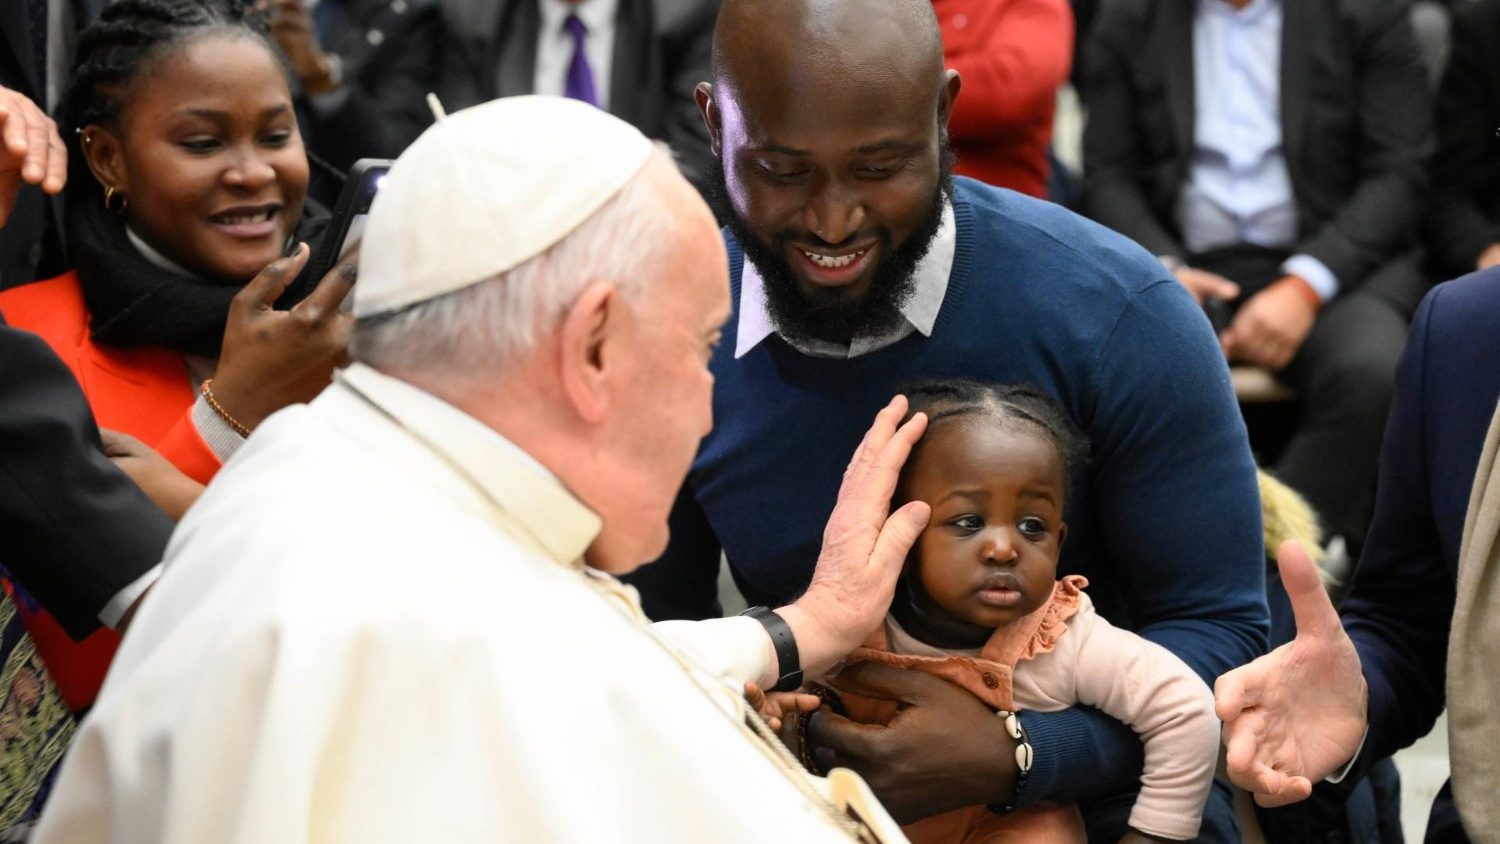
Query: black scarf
69,196,330,358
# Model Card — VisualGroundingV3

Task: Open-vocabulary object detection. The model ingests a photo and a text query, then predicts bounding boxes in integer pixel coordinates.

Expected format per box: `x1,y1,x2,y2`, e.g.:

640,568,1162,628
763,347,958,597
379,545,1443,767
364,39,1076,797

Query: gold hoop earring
103,185,127,214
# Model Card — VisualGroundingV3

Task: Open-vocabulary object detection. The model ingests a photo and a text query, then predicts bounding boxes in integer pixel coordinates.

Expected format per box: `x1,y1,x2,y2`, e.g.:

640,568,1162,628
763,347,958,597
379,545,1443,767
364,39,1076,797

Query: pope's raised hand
776,396,931,679
0,85,67,227
1214,541,1368,807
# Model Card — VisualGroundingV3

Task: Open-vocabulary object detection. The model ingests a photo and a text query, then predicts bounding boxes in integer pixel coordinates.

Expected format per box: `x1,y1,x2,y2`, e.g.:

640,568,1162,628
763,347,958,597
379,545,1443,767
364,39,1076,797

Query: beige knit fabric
1447,398,1500,844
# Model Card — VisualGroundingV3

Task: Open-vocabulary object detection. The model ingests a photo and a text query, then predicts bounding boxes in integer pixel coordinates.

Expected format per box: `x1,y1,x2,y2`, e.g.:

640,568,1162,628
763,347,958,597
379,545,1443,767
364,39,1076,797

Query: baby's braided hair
898,378,1089,497
58,0,283,208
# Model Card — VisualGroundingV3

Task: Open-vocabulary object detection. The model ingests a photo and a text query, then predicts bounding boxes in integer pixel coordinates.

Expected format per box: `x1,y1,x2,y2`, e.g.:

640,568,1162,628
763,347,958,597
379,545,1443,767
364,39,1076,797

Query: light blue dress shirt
1179,0,1338,300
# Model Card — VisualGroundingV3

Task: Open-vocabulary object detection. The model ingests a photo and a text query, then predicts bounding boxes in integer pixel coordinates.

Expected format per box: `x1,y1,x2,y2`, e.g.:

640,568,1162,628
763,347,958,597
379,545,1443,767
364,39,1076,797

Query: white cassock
35,363,899,843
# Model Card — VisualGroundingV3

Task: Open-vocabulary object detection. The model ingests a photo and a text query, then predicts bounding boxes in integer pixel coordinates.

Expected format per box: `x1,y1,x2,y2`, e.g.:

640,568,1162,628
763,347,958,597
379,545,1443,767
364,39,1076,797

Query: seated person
0,0,352,715
790,380,1218,843
1080,0,1432,559
433,0,717,194
258,0,442,172
932,0,1074,197
1425,0,1500,282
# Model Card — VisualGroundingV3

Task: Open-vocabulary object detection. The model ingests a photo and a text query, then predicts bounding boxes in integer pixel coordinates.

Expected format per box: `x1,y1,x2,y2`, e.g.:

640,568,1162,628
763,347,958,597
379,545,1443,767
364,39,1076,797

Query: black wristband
739,606,803,692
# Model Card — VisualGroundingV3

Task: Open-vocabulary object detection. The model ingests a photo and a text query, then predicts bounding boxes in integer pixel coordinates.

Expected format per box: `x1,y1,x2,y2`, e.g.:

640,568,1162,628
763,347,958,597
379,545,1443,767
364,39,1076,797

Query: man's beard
710,145,956,347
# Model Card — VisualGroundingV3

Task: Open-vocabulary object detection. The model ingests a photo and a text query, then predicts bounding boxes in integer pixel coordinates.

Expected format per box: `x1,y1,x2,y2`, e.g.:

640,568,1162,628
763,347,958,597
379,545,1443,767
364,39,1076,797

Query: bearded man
625,0,1269,839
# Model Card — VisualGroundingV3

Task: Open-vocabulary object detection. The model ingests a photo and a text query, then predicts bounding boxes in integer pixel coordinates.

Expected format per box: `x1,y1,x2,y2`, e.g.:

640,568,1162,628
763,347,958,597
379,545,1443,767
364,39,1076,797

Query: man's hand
1478,243,1500,272
211,244,355,431
1220,277,1319,371
256,0,340,94
775,396,930,678
805,662,1016,823
101,429,206,521
1214,541,1368,808
0,85,67,227
1172,266,1240,306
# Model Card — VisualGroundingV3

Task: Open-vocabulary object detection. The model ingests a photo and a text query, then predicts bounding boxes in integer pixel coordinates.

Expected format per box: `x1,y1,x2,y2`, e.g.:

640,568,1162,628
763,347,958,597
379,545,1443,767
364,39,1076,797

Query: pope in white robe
34,97,931,843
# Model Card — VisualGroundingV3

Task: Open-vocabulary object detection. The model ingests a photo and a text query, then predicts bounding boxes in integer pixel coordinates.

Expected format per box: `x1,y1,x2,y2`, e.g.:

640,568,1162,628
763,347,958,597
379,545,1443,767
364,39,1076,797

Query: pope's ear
557,280,617,424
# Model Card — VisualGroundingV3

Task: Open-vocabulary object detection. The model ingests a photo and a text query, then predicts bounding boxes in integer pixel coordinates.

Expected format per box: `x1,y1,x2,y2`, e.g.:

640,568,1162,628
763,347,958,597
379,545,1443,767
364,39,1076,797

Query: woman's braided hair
57,0,283,209
898,378,1090,497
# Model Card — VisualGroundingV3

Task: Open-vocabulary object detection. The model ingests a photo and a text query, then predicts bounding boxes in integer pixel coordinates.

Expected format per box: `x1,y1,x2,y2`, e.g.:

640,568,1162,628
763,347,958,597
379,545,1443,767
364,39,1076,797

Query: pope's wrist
738,606,803,692
771,601,849,681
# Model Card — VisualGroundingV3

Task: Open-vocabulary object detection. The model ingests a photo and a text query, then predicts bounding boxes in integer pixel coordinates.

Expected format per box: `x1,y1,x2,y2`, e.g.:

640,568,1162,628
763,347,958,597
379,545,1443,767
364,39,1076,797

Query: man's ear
938,69,962,132
557,280,619,424
695,82,722,156
79,125,129,198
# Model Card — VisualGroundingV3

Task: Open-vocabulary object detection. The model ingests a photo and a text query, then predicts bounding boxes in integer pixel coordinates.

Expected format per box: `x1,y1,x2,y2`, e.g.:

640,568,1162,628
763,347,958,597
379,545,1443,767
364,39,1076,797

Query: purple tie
563,14,598,107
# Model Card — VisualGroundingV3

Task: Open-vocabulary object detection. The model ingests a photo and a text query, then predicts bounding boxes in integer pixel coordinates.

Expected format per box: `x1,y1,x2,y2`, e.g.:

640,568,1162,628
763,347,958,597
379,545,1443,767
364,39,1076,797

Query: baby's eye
950,515,983,532
1018,517,1049,538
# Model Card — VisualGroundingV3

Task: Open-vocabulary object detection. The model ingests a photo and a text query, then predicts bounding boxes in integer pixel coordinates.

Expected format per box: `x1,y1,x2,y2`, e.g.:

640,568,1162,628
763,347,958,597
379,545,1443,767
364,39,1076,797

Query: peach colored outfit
839,576,1220,842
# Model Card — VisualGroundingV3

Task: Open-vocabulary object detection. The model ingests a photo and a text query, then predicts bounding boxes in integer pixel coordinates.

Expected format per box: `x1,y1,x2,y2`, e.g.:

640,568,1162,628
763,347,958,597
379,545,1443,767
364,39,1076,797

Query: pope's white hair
352,145,687,378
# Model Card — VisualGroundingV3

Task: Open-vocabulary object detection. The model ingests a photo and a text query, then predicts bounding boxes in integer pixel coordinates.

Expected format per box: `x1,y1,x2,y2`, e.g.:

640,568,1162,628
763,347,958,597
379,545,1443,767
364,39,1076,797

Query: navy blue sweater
630,178,1268,808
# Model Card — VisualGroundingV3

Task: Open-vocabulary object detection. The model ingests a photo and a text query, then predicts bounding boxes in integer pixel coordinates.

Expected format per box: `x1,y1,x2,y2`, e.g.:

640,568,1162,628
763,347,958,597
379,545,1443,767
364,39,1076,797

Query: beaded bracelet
200,379,251,438
794,684,843,775
987,709,1033,815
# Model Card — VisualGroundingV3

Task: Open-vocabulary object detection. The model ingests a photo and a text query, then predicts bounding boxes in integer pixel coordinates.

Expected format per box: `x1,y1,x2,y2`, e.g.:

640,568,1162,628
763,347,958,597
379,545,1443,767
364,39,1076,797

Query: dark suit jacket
1333,267,1500,840
0,316,173,640
303,0,443,172
1080,0,1432,311
0,0,104,290
1425,0,1500,282
435,0,718,191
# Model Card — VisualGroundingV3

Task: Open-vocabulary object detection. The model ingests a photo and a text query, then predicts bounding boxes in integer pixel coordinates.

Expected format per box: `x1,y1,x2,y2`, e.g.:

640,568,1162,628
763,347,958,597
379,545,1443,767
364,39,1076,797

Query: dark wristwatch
739,606,803,692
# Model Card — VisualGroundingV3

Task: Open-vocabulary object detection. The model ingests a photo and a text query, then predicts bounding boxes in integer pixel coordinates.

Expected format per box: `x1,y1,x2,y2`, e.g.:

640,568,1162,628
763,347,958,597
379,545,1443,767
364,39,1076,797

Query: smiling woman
0,0,351,723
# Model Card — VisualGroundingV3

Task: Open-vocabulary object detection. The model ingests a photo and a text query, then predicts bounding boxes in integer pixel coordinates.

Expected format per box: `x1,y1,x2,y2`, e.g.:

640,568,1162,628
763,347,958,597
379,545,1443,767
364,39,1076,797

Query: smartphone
307,158,392,287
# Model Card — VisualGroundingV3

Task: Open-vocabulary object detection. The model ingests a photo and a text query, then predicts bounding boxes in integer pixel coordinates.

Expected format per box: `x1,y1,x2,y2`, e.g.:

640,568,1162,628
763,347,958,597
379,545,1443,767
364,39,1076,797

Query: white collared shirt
735,200,957,359
533,0,619,111
1179,0,1339,300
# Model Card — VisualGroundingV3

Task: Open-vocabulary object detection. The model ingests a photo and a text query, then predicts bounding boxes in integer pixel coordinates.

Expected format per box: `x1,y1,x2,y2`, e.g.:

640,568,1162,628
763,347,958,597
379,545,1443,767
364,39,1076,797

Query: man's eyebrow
854,140,923,155
745,140,924,157
745,142,810,156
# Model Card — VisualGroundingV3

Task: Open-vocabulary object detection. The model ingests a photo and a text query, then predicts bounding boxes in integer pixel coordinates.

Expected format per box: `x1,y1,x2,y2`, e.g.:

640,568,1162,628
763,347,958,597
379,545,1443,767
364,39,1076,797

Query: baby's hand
743,681,820,731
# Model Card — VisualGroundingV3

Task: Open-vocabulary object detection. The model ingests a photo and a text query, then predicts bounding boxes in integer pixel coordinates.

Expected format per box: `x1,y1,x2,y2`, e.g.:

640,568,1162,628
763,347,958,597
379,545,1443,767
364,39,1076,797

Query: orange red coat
0,271,223,710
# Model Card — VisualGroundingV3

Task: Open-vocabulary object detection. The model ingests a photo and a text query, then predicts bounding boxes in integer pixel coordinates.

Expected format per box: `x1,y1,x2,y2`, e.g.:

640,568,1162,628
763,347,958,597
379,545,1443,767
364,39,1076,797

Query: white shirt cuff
192,394,246,462
1281,254,1339,302
99,563,163,629
1324,726,1369,784
652,616,778,689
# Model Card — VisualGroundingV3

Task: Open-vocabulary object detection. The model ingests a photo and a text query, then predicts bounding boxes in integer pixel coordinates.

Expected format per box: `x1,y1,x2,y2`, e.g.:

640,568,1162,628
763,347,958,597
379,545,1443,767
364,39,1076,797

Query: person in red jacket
933,0,1073,198
0,0,353,714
